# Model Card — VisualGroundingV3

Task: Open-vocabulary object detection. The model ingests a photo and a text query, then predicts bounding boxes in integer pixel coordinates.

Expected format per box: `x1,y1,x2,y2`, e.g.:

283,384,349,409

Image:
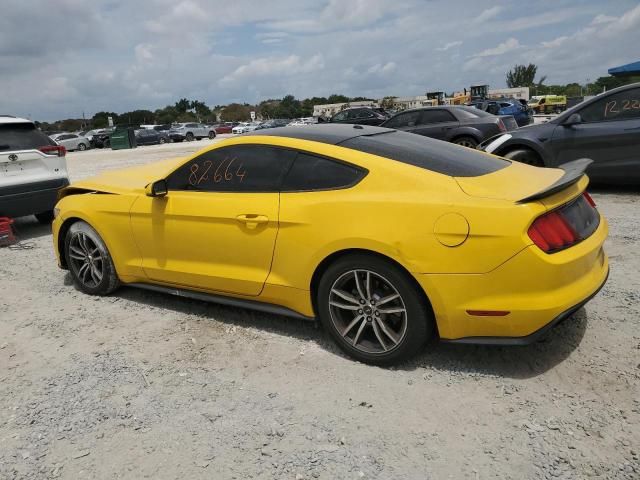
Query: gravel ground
1,140,638,479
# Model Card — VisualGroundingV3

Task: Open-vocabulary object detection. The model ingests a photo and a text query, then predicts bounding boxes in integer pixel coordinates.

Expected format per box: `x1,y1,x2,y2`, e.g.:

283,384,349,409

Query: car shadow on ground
111,283,588,380
9,217,51,241
405,308,588,379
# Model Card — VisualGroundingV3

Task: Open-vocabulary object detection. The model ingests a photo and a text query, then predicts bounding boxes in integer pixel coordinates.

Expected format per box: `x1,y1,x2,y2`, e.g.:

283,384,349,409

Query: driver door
130,145,296,296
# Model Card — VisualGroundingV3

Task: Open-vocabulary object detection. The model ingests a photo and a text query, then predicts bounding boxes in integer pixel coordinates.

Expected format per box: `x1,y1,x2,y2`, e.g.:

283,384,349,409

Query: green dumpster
110,127,137,150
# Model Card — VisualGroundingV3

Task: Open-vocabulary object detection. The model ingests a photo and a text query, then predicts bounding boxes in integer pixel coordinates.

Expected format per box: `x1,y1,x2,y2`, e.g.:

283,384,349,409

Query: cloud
367,62,397,75
472,38,521,57
475,6,502,23
436,41,462,52
0,1,638,121
220,54,325,85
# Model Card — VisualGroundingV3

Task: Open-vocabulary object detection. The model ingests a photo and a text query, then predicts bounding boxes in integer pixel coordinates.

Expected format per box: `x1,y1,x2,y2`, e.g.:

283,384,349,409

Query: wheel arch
57,216,84,269
494,140,547,165
309,248,437,334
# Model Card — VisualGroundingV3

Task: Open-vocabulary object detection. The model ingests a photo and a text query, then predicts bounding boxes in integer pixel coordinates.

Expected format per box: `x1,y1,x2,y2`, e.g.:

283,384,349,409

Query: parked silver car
168,123,216,142
50,133,90,151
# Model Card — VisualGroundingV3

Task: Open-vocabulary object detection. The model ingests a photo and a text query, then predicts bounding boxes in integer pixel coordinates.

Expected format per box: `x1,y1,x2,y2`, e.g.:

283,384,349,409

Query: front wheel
77,143,87,151
317,254,434,365
159,137,166,144
504,148,544,167
65,221,120,295
453,136,478,148
185,132,194,141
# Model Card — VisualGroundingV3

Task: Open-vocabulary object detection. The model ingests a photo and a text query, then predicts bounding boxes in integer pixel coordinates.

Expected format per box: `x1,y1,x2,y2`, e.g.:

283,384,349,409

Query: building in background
313,100,379,118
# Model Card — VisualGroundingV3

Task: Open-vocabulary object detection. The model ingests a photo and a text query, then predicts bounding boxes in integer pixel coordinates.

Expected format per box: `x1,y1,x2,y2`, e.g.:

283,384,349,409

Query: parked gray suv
0,116,70,222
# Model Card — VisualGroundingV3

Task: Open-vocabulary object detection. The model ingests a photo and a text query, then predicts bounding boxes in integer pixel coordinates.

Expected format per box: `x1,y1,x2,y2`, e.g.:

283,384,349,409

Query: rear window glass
0,123,54,151
339,130,509,177
282,153,365,191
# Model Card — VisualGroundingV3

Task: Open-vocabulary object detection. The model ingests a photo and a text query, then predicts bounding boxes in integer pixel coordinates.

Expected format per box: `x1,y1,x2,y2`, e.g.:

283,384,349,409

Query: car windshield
340,130,509,177
0,123,55,151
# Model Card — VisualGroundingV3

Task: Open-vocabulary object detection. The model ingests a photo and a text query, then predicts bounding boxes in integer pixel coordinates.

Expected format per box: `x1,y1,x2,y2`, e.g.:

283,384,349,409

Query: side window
385,111,421,128
579,88,640,122
346,109,360,120
420,110,457,124
167,145,296,192
282,152,366,191
333,111,348,122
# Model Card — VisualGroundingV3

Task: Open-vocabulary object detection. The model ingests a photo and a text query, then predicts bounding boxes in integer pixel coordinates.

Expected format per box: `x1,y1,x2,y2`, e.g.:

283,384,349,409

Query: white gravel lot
1,139,638,479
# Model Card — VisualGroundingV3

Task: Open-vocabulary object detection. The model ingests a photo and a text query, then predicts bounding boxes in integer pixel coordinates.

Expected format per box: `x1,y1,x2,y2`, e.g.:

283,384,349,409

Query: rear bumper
415,217,609,341
0,178,69,218
442,267,608,345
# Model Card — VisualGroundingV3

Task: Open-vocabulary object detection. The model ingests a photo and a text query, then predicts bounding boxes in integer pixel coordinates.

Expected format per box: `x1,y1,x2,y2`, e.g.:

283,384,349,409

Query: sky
2,0,639,121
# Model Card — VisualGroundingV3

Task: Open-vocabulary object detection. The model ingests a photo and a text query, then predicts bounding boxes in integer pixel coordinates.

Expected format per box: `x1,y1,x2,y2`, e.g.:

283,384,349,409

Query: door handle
236,214,269,229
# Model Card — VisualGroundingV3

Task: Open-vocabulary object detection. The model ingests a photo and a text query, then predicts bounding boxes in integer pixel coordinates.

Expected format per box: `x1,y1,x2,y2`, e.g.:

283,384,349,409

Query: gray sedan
50,133,90,151
381,106,518,148
479,82,640,185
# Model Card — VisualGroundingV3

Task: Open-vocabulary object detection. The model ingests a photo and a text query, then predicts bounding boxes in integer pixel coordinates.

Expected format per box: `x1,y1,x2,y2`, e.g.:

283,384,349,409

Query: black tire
208,131,216,139
35,210,54,224
104,139,111,148
317,254,434,365
64,221,120,295
453,136,478,148
504,148,544,167
185,132,194,141
77,143,87,151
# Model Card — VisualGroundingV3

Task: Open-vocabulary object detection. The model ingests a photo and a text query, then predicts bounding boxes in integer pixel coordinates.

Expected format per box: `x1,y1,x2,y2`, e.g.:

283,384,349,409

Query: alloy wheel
455,138,477,148
68,232,104,288
328,269,408,354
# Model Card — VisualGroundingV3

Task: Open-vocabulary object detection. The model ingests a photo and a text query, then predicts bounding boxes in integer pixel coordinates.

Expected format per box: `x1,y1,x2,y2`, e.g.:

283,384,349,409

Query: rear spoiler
517,158,592,204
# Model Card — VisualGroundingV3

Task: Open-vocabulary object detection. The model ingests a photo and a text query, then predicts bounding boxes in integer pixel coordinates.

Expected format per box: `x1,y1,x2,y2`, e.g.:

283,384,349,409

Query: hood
67,157,185,195
455,160,564,202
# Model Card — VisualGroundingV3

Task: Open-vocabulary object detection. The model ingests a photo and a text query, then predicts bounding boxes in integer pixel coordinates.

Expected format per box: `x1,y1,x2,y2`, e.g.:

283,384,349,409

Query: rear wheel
77,143,87,151
504,148,544,167
453,136,478,148
64,221,120,295
208,131,216,139
185,132,194,141
35,210,54,224
317,254,434,365
159,137,166,144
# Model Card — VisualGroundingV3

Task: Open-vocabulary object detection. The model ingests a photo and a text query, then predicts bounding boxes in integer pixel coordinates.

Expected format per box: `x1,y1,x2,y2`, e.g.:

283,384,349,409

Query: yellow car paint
52,133,608,341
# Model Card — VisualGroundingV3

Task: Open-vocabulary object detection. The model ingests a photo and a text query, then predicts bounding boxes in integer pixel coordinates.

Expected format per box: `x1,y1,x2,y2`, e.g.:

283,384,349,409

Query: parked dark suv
479,82,640,185
381,106,518,148
328,107,390,126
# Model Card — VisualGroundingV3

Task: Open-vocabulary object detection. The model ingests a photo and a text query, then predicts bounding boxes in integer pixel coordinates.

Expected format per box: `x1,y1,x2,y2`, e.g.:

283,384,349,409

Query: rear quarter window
339,130,509,177
0,123,54,151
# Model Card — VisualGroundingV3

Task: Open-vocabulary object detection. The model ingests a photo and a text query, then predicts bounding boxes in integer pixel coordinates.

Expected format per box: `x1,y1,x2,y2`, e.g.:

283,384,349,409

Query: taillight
39,145,66,157
583,191,596,207
528,192,599,253
498,119,507,132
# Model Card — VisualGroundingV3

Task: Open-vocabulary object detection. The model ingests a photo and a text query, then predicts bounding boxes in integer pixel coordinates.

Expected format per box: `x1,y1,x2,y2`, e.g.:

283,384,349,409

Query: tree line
36,94,373,132
36,67,639,132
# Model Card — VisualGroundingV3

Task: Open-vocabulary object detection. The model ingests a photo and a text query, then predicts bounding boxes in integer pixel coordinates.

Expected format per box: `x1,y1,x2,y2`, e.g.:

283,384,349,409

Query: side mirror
145,179,168,197
563,113,582,127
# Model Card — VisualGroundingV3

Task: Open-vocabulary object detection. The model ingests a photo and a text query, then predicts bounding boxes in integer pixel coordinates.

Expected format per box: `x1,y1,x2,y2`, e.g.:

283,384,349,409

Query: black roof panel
243,124,391,145
243,123,509,177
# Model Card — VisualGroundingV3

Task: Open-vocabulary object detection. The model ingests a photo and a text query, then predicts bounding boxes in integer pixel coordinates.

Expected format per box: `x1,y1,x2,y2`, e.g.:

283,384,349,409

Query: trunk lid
454,158,591,209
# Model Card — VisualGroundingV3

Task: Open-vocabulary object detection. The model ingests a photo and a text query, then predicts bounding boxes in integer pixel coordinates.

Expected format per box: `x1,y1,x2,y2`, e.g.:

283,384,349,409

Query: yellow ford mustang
52,125,608,364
